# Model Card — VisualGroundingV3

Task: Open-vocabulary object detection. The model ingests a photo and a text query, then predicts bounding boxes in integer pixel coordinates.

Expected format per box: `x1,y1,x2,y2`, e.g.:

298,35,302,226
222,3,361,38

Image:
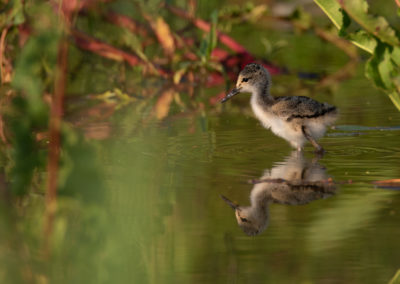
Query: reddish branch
0,27,8,84
61,0,115,14
72,29,166,77
106,12,149,37
314,27,358,59
43,35,68,255
0,116,6,144
167,5,285,77
72,29,140,65
43,0,74,255
167,5,247,54
140,11,176,58
75,7,284,81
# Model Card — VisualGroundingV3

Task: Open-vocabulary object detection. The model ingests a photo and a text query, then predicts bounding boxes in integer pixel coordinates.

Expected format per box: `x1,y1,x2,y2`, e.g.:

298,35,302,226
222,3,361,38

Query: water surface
96,74,400,283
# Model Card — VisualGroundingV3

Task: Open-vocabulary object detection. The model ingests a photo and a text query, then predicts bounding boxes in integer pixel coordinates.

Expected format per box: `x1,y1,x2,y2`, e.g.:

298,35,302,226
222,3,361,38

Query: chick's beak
221,87,241,103
220,195,240,210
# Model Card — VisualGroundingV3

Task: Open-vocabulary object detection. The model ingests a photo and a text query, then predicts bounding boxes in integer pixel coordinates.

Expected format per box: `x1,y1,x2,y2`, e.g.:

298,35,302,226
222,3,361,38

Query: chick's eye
242,77,250,82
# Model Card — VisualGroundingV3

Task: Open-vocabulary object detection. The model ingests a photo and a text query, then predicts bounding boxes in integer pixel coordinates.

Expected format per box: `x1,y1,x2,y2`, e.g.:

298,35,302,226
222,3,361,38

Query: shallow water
87,73,400,284
2,72,400,284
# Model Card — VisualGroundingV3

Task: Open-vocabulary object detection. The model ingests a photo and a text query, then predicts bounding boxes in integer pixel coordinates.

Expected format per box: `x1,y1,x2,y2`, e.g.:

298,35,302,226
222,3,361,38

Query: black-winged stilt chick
221,63,338,153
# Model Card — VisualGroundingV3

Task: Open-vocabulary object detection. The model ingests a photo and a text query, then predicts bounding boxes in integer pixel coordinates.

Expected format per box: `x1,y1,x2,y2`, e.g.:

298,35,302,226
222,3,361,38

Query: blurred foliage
315,0,400,110
5,2,61,195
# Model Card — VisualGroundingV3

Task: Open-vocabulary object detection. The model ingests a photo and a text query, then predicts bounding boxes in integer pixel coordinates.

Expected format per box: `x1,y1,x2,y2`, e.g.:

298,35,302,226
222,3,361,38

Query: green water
44,73,400,283
102,75,400,284
2,71,400,284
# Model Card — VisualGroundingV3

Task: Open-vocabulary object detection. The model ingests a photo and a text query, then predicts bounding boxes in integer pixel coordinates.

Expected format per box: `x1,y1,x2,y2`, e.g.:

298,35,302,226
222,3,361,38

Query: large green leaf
314,0,400,111
314,0,344,29
313,0,377,54
340,0,400,47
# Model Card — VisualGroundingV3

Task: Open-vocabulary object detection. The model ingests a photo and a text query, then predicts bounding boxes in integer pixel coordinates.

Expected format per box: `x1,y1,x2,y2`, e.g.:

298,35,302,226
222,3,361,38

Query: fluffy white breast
250,95,306,148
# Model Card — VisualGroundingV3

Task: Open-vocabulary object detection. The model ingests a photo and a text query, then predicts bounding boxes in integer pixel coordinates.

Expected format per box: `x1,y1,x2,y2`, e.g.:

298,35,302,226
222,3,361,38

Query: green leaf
377,45,394,89
198,37,208,60
121,30,148,62
391,46,400,66
291,7,312,30
206,10,218,60
388,92,400,111
314,0,377,54
198,10,219,63
314,0,344,29
9,0,25,26
340,0,400,46
338,8,351,36
346,30,377,54
365,58,383,89
365,43,393,90
315,0,400,111
389,269,400,284
364,43,400,111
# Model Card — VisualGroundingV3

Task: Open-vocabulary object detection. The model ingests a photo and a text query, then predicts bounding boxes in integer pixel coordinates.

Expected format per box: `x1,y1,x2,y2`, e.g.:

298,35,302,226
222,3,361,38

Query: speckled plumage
221,151,336,236
222,63,338,152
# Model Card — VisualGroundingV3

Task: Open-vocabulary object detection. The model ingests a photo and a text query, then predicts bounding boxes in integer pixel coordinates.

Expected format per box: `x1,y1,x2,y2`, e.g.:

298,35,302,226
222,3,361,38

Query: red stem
72,29,167,77
43,36,68,255
167,5,248,54
0,27,8,84
106,12,148,37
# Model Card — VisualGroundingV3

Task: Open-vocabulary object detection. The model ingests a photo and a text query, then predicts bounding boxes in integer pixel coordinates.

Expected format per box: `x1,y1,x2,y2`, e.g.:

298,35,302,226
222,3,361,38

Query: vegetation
315,0,400,110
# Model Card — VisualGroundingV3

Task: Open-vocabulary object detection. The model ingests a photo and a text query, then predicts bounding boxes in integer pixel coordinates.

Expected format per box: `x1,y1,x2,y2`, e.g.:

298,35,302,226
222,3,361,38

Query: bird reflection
221,151,336,236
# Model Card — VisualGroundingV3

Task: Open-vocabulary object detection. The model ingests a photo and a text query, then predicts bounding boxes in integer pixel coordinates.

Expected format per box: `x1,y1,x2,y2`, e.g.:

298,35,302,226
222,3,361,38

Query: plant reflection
222,151,336,236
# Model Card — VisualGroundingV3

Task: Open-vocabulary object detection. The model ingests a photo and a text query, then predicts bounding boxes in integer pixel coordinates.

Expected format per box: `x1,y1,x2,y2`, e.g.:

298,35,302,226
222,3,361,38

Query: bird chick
222,63,338,153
